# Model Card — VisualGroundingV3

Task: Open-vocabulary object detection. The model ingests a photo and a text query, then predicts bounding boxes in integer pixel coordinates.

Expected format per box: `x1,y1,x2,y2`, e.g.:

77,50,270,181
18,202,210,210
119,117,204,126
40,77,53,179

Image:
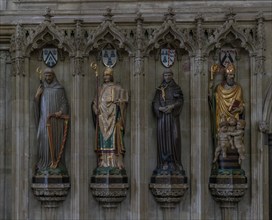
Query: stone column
250,12,266,220
269,133,272,219
70,19,89,220
130,12,145,220
0,50,9,220
190,53,205,219
190,14,209,218
11,23,30,220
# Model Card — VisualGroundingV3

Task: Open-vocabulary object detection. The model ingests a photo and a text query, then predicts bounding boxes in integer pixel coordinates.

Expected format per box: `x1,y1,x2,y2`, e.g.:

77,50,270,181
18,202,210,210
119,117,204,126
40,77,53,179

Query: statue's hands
230,105,244,114
159,105,174,113
164,104,175,114
35,84,44,100
159,106,167,112
55,111,62,118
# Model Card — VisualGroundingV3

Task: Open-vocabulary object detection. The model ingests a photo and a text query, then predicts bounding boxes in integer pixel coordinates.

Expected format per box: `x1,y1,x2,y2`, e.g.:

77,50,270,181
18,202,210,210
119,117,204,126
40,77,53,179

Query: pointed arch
85,21,134,56
145,22,195,56
25,21,73,56
205,22,256,55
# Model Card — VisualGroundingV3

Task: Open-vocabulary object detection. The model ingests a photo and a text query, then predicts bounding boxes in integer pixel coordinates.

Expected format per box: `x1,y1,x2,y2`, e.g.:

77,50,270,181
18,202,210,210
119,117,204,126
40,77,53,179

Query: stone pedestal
90,174,129,219
149,175,188,209
31,175,70,208
209,150,247,220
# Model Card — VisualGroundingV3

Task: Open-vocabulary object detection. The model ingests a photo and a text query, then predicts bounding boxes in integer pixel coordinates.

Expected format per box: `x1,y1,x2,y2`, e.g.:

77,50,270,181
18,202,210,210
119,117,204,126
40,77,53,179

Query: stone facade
0,1,272,220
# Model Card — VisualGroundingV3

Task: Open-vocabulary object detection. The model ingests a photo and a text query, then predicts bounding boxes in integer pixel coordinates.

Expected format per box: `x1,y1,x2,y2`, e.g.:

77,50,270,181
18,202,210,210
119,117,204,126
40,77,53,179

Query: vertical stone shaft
250,13,265,220
190,15,206,218
11,24,30,220
70,20,88,219
269,133,272,219
131,12,145,220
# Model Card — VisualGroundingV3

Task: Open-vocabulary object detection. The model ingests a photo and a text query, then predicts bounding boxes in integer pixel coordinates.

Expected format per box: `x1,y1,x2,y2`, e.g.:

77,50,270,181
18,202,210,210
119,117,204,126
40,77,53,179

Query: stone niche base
209,149,248,204
149,175,188,209
209,173,247,203
31,175,70,208
90,175,129,208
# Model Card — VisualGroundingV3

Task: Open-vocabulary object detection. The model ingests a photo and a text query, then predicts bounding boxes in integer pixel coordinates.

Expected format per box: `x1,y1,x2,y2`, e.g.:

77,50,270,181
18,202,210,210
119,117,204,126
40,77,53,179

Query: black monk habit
153,78,184,173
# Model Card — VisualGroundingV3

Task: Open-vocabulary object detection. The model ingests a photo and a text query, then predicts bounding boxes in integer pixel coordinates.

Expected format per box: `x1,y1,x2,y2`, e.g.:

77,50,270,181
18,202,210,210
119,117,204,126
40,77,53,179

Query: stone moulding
31,183,71,208
90,183,129,208
209,183,247,203
149,183,188,209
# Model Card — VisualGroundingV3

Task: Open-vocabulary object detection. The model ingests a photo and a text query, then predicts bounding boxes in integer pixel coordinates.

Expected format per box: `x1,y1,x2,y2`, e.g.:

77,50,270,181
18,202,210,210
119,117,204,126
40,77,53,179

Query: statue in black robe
152,68,184,175
34,68,69,175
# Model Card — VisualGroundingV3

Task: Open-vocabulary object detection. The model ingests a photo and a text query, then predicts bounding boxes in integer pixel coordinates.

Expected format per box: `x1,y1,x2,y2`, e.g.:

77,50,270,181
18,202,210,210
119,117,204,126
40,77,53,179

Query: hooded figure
34,68,69,175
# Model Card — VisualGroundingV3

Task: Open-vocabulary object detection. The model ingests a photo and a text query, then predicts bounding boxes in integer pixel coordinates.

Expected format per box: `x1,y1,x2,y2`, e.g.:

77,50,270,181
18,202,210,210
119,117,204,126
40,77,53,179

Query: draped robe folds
34,79,68,174
215,82,244,130
153,79,184,173
92,82,128,168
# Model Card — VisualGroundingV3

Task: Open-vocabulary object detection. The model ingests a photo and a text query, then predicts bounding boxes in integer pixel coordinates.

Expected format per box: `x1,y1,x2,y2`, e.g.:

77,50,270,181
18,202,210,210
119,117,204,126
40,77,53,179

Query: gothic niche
207,22,252,217
147,8,190,210
28,9,72,208
88,8,131,213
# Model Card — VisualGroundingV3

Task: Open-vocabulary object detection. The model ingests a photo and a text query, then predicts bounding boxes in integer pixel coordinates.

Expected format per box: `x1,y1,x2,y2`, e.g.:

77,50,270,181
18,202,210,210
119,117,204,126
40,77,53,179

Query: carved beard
226,78,235,86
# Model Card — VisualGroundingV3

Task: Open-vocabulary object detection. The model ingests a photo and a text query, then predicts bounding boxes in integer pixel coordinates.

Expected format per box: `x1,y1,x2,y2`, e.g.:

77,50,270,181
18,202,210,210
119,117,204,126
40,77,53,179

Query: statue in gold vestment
210,64,244,132
209,64,245,164
92,67,128,175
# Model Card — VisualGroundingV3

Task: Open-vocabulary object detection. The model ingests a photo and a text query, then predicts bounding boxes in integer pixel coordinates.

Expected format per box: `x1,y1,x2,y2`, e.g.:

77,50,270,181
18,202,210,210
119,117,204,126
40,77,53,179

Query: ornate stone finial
164,7,175,22
15,22,22,37
256,11,264,21
135,10,143,23
225,8,236,22
195,13,204,22
104,8,113,21
43,7,53,22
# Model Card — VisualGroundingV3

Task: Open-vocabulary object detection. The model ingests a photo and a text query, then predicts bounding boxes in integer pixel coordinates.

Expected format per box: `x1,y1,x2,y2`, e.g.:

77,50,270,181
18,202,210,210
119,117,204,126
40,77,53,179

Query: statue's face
226,72,235,86
44,72,54,84
221,125,228,132
228,117,237,126
237,121,245,130
163,72,173,83
103,69,113,83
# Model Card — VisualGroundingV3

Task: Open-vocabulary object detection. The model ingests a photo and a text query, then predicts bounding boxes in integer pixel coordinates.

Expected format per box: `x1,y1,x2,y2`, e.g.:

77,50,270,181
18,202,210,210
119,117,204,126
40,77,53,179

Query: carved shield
102,49,117,68
43,48,58,67
219,49,237,67
161,49,175,68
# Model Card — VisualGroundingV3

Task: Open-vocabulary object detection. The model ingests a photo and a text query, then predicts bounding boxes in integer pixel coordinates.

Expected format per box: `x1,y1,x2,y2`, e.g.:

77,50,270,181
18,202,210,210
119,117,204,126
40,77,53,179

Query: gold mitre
104,67,114,76
225,63,236,74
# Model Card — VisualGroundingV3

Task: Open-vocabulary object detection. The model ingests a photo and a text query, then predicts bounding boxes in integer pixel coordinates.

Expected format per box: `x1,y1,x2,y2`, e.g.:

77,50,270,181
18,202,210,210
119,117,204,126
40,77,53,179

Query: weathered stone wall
0,1,271,220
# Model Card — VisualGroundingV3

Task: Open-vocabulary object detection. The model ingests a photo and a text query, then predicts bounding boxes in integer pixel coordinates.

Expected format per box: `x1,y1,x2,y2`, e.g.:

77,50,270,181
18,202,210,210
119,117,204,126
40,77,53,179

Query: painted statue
213,115,246,164
210,64,246,164
214,64,244,130
34,68,69,175
92,67,128,174
152,68,184,175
